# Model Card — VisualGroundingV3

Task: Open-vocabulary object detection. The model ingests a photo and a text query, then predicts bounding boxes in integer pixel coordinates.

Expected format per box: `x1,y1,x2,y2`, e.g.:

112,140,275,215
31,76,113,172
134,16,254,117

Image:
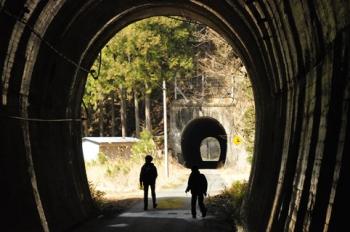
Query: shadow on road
72,196,236,232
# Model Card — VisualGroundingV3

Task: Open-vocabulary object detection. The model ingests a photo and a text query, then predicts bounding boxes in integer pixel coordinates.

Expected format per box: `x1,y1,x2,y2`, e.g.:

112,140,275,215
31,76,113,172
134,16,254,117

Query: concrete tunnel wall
169,99,238,167
0,1,349,231
181,117,227,169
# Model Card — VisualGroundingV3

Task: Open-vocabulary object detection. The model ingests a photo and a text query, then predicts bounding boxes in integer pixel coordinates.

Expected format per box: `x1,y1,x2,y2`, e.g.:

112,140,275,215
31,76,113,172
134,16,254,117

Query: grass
206,180,248,227
85,149,250,222
157,198,186,209
88,181,106,208
88,180,142,217
85,152,188,197
85,152,190,217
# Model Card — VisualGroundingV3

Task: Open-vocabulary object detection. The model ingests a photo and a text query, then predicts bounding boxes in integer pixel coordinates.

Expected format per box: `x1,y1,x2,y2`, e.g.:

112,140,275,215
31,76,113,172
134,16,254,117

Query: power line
1,7,92,74
2,115,83,122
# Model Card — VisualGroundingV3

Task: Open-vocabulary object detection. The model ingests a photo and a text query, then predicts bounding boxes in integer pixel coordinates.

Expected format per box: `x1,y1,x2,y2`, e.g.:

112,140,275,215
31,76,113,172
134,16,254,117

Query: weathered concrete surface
0,1,350,231
169,99,235,167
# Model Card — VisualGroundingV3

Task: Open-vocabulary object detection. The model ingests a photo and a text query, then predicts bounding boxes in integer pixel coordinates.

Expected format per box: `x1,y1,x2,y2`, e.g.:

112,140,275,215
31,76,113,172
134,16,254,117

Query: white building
82,137,139,161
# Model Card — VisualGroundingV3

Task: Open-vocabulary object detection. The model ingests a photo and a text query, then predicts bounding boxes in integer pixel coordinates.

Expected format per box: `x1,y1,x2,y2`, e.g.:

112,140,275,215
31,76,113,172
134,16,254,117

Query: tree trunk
145,83,152,132
111,94,115,136
134,90,140,138
99,101,104,136
120,84,127,137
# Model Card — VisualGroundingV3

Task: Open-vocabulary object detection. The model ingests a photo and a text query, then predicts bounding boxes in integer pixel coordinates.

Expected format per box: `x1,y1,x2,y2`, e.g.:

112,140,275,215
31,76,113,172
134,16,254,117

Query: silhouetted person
140,155,158,210
185,165,207,218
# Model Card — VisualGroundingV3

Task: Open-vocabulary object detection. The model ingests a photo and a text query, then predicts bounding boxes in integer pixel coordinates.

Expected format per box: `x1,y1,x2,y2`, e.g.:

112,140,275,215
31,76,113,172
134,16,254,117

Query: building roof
82,137,139,145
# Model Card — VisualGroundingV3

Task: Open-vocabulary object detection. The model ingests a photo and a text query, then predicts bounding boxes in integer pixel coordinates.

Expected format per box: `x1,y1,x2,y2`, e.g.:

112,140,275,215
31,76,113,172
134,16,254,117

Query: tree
83,16,197,136
119,17,196,133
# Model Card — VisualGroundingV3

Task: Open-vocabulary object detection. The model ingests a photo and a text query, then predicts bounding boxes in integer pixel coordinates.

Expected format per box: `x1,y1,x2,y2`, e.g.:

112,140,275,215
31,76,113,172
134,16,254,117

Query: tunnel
1,1,350,231
181,117,227,169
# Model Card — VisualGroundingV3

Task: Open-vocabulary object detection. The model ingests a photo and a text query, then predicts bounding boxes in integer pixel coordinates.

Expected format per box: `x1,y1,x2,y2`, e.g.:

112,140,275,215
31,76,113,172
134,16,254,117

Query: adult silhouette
139,155,158,210
185,165,207,218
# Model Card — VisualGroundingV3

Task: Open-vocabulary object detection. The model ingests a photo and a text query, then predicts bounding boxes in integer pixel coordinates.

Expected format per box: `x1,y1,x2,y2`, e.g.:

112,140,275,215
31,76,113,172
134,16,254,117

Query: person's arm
139,166,144,188
185,175,192,193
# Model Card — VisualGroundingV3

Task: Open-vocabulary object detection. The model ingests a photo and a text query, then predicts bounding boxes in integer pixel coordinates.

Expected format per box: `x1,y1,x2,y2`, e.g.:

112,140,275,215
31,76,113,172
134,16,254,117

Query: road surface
73,170,237,232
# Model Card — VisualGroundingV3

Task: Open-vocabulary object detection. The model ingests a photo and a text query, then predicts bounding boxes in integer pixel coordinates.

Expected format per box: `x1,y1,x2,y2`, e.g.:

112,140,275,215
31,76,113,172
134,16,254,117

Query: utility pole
163,79,169,177
174,73,177,100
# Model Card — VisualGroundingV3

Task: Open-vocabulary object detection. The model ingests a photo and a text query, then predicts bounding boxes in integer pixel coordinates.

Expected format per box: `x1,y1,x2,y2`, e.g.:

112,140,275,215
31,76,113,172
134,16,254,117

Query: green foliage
98,152,108,165
246,154,253,164
85,160,97,167
83,16,198,137
88,181,106,209
105,162,131,177
105,166,114,177
207,181,248,226
131,129,157,161
84,16,196,110
242,106,255,163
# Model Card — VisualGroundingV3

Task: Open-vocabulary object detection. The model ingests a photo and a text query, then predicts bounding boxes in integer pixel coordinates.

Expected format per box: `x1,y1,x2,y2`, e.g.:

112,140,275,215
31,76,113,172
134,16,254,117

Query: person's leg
150,183,157,208
198,194,207,217
144,184,149,210
191,194,198,218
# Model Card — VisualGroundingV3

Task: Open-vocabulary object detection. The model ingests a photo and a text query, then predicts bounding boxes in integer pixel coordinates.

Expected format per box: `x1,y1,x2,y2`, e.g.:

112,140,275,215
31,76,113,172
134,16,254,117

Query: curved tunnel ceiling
1,1,350,231
181,117,227,169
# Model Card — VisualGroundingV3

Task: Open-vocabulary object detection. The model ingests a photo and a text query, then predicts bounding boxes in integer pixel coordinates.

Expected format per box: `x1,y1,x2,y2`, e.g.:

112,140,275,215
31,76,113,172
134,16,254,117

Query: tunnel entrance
200,137,221,161
1,2,259,231
181,117,227,169
3,1,348,232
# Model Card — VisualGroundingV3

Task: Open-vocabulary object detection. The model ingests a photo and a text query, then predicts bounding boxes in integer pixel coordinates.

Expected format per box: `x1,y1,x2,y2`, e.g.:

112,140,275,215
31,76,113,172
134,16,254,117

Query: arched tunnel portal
181,117,227,169
1,1,350,231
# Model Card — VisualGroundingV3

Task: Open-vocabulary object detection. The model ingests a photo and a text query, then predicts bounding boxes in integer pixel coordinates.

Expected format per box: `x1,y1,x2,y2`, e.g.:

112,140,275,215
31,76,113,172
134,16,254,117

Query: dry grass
85,154,189,200
85,153,251,221
85,151,251,203
206,180,248,229
219,166,250,185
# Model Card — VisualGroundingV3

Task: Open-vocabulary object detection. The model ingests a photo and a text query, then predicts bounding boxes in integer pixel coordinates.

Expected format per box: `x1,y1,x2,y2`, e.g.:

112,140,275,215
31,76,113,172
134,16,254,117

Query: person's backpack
143,164,157,182
200,173,208,194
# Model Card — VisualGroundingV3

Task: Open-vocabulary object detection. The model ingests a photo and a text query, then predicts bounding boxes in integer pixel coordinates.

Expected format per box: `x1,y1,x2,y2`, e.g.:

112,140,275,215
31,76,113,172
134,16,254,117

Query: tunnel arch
181,117,227,169
1,1,350,232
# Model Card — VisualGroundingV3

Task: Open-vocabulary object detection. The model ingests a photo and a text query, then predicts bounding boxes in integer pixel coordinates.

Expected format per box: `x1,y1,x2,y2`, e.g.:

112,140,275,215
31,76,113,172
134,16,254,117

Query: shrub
88,181,106,209
98,152,108,165
131,129,157,161
242,107,255,164
207,180,248,226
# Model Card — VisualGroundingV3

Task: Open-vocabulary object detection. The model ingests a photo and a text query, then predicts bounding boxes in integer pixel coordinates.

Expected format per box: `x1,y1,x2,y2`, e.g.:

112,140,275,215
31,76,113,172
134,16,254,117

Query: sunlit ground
78,154,250,232
85,151,251,201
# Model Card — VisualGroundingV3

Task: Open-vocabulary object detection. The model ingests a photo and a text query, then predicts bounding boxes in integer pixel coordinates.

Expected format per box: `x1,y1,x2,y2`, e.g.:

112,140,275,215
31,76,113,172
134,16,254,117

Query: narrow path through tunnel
1,1,350,232
181,117,227,169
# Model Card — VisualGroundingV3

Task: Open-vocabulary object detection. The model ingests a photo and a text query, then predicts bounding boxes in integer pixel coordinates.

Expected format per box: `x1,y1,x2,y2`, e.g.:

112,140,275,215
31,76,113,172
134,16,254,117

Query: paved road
157,169,228,197
74,197,234,232
73,170,236,232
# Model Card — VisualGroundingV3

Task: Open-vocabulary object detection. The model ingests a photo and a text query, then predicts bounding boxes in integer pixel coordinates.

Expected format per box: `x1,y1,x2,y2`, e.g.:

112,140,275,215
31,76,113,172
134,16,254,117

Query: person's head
145,155,153,163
